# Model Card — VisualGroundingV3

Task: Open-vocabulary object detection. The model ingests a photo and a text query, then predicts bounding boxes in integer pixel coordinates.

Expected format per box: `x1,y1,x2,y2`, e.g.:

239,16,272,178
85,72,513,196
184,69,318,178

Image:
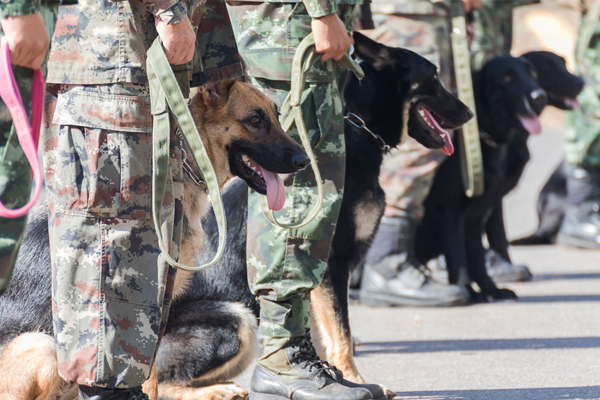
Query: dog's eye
411,83,419,90
503,75,513,83
530,69,538,79
249,116,260,124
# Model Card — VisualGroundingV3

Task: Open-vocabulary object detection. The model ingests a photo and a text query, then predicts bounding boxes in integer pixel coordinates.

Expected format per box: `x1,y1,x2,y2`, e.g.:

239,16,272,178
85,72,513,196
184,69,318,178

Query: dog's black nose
573,77,585,94
292,151,311,170
530,89,547,112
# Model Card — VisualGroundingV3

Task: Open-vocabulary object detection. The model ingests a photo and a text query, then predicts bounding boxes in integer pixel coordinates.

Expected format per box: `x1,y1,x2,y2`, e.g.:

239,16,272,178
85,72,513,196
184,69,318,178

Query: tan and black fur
0,79,308,400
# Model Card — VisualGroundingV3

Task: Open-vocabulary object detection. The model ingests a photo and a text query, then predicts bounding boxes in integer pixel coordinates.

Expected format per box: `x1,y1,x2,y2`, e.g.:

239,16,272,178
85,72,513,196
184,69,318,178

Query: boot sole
557,233,600,249
359,291,469,307
248,393,290,400
248,392,388,400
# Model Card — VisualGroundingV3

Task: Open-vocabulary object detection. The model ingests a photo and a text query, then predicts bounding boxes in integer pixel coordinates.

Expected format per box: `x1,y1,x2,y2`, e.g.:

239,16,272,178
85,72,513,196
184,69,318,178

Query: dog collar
479,130,498,149
344,112,391,151
177,129,208,191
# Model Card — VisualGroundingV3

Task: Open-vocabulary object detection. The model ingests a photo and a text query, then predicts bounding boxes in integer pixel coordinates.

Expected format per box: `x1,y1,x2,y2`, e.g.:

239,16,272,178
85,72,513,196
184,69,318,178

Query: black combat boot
249,332,379,400
558,164,600,248
485,249,532,283
78,386,149,400
359,216,470,307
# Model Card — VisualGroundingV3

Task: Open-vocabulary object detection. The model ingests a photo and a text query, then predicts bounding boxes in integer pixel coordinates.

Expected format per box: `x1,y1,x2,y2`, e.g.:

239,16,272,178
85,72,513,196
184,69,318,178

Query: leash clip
177,129,208,191
344,112,390,151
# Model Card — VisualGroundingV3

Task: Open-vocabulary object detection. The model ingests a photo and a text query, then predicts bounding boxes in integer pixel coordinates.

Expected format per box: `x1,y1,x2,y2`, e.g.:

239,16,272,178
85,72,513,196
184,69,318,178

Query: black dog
507,53,584,246
415,56,547,301
0,32,472,399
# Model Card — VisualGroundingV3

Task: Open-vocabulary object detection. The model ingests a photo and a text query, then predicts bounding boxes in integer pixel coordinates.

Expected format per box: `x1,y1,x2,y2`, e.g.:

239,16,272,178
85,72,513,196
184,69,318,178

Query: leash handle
451,3,484,198
147,38,227,272
0,41,44,218
259,33,364,229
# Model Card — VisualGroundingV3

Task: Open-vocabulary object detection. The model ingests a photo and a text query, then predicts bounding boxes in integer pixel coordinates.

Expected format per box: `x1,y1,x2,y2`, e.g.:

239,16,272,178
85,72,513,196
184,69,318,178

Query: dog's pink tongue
565,97,580,109
518,114,542,135
442,133,454,156
259,166,286,211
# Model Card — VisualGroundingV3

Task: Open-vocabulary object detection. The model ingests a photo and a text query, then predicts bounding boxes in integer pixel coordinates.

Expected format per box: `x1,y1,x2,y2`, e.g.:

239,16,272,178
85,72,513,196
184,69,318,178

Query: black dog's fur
415,56,547,301
507,53,584,247
0,32,472,396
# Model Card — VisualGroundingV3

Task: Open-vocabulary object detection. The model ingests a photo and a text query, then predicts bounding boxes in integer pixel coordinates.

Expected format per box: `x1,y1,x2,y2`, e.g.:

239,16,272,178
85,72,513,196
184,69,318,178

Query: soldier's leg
0,2,59,292
557,85,600,248
44,84,182,398
358,12,470,307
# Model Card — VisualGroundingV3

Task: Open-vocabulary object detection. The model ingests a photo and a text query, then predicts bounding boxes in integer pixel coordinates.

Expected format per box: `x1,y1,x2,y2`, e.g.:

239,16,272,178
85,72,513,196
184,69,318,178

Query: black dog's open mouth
416,105,454,155
235,153,286,211
547,91,580,110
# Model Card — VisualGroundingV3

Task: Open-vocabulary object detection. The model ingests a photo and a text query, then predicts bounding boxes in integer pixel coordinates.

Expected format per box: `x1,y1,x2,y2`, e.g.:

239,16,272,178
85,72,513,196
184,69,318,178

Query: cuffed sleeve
0,0,41,18
302,0,337,19
139,0,187,25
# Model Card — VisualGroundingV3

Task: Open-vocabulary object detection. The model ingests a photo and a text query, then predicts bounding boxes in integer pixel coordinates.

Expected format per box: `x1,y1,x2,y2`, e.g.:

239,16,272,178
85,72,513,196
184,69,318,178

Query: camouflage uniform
228,0,358,337
565,8,600,168
43,0,241,388
0,0,69,292
366,0,531,221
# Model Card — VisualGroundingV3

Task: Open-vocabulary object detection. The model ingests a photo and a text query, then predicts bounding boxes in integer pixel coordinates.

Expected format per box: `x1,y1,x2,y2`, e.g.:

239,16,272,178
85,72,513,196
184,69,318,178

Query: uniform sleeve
302,0,337,19
0,0,41,18
139,0,187,25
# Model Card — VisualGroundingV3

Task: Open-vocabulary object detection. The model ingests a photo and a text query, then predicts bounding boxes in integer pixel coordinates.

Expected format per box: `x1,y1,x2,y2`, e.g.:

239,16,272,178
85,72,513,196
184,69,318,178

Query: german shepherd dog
151,31,471,398
0,79,310,400
0,33,472,399
504,52,584,247
415,56,548,302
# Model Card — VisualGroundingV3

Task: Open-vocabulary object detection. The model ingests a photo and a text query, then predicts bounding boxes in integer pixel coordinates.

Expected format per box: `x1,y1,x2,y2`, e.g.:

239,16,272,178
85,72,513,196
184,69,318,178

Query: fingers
0,13,50,70
155,17,196,65
312,13,352,62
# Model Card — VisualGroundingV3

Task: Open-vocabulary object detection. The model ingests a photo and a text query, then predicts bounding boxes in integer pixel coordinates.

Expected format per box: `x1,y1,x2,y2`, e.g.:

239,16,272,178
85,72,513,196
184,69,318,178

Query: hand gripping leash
0,41,44,218
147,38,227,271
259,33,365,229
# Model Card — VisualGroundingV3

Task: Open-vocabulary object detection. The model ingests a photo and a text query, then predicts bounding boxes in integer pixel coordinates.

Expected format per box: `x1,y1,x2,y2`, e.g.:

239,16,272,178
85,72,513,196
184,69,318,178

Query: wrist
303,0,338,19
156,2,187,25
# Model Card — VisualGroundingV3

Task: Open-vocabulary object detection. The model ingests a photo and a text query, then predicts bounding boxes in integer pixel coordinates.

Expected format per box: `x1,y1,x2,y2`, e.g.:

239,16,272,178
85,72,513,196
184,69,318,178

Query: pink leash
0,41,44,218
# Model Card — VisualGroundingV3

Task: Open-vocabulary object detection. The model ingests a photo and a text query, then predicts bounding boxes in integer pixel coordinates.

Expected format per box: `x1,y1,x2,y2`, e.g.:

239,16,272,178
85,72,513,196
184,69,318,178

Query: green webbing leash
451,2,484,198
147,38,227,271
259,33,365,229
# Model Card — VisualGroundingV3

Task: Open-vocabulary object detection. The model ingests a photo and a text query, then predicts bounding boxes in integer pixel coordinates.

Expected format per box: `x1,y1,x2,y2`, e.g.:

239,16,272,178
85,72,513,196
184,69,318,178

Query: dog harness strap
259,33,365,229
147,38,227,272
0,42,44,218
451,3,484,198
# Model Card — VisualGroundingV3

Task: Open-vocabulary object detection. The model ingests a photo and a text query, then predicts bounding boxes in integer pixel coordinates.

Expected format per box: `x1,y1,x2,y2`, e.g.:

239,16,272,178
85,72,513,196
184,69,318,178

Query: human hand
311,13,353,62
155,16,196,65
0,13,50,70
461,0,482,13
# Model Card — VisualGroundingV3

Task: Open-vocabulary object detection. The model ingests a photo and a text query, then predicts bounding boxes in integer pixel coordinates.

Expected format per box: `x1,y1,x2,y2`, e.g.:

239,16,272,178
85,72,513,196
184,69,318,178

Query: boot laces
292,335,338,379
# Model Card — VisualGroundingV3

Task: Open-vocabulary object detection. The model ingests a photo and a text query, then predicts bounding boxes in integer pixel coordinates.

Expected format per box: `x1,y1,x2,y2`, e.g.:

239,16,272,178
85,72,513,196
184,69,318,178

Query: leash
451,2,484,198
147,38,227,272
0,42,44,218
259,33,365,229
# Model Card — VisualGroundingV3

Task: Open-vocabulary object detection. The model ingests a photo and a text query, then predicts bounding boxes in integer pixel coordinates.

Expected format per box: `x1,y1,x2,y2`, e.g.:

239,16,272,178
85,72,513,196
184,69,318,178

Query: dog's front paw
489,288,517,301
466,285,489,303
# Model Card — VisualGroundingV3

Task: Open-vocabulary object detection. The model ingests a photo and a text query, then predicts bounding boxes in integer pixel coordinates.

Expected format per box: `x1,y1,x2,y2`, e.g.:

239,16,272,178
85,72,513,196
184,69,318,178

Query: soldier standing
358,0,535,307
0,0,73,294
42,1,242,399
558,0,600,248
227,0,388,398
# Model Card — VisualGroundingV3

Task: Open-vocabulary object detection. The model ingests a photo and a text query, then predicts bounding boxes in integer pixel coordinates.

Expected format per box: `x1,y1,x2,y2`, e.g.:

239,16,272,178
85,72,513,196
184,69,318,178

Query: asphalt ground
233,109,600,400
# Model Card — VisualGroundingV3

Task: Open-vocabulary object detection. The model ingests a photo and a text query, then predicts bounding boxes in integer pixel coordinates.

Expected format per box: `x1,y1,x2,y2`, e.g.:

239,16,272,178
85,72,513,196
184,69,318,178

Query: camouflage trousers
228,0,351,337
0,2,59,292
364,10,453,220
565,87,600,169
43,83,183,388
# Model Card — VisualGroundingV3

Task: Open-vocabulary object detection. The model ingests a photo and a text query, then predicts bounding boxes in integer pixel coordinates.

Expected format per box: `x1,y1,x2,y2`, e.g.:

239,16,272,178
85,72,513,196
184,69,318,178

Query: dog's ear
199,79,237,109
352,31,392,70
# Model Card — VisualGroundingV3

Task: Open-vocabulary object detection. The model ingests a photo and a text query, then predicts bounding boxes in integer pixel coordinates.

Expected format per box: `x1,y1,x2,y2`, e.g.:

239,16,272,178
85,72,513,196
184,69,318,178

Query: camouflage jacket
47,0,242,87
236,0,363,19
0,0,76,18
